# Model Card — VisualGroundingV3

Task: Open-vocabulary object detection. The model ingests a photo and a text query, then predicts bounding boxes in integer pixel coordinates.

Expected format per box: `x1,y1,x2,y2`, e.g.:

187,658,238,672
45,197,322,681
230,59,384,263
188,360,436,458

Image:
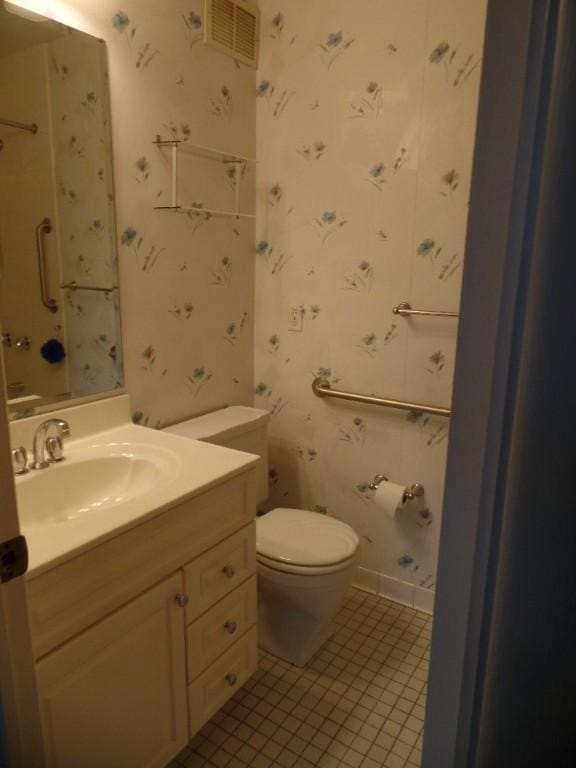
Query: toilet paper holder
369,474,425,502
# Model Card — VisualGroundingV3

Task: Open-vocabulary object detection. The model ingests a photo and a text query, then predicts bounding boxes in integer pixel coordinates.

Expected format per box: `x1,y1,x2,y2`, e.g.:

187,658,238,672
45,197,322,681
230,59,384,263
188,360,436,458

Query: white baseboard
377,573,415,608
353,567,435,615
352,566,379,594
414,585,435,614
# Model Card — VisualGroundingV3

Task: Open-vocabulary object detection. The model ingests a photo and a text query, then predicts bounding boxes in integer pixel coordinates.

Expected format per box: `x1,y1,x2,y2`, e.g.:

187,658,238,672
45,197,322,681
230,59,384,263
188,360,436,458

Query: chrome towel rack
312,377,451,418
0,117,37,134
0,118,37,153
392,302,459,318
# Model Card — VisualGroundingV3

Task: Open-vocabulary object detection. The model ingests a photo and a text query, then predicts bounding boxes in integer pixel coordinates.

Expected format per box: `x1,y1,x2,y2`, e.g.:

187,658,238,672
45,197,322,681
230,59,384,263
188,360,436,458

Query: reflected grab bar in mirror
312,377,451,418
35,217,57,313
392,302,459,318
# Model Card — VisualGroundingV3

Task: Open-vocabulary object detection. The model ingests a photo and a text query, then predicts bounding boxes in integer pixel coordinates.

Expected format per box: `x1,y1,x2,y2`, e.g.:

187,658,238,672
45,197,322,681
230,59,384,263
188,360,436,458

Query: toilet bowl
163,406,360,666
256,507,359,666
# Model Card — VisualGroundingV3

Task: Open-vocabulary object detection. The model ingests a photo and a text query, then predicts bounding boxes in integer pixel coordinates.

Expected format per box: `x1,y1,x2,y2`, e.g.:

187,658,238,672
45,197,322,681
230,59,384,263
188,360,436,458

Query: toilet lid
256,508,359,567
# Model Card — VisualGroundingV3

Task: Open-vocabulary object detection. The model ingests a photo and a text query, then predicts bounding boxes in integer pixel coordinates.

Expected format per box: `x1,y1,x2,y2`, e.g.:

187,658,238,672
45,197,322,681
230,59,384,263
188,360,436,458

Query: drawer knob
222,564,236,579
224,620,238,635
175,593,189,608
225,673,238,687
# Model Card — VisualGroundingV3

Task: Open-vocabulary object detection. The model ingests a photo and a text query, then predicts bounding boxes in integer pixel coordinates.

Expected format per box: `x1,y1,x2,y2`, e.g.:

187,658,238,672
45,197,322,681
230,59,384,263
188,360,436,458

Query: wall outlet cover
287,307,304,332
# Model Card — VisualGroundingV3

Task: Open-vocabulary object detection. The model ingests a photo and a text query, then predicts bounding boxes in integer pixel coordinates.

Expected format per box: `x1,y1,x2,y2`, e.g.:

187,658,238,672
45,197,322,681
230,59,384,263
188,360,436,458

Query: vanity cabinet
27,468,258,768
35,573,188,768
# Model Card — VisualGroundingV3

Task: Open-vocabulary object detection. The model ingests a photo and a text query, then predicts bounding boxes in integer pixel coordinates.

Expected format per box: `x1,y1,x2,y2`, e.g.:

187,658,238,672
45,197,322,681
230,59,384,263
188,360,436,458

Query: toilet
164,406,359,666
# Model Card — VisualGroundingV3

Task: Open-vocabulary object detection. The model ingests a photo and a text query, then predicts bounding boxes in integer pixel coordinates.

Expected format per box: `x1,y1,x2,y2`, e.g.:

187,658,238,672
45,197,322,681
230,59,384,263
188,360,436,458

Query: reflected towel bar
60,281,117,293
312,377,451,418
392,302,459,318
0,117,38,134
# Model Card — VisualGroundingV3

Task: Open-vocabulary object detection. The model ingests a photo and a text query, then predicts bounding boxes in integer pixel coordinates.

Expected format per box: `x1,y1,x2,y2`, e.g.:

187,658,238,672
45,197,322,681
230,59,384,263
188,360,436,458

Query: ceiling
0,5,66,59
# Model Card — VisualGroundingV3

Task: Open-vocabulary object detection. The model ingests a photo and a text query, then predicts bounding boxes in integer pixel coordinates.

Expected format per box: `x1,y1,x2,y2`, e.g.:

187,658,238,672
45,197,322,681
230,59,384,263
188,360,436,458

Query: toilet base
258,619,337,667
256,556,358,667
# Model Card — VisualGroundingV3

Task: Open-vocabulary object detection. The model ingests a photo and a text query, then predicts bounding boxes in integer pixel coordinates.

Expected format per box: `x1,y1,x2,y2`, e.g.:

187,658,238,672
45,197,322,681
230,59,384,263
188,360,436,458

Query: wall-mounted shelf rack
155,205,256,220
152,136,256,220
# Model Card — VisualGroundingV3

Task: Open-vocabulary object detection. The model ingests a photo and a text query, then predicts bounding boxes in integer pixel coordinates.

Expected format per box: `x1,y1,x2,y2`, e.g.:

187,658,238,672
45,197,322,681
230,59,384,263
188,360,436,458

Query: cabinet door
36,573,188,768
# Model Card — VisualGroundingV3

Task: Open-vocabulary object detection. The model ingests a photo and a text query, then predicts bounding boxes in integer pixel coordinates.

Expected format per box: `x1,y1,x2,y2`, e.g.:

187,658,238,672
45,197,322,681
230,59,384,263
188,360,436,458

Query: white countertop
17,423,258,578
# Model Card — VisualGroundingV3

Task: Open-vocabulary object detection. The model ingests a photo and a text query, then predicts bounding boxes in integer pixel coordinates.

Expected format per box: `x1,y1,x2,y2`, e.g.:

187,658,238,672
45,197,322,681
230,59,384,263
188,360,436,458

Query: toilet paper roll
373,481,406,519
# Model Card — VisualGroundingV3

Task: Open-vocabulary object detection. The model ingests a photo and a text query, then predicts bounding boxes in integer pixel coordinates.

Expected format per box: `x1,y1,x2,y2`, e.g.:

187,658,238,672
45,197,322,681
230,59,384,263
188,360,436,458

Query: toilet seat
257,552,357,576
256,508,359,575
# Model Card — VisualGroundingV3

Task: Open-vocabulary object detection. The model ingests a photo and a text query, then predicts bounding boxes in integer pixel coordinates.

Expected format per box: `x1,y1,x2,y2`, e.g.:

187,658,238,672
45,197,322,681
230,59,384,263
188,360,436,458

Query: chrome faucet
31,418,71,470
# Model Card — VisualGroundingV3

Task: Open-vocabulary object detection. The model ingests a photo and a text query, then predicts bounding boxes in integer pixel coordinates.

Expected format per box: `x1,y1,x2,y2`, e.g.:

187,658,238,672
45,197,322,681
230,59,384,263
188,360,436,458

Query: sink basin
16,440,180,528
13,420,258,576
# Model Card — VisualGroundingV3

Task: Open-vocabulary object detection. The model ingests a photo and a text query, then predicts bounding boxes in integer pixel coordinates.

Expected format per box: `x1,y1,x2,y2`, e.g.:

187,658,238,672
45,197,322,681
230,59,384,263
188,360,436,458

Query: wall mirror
0,4,123,419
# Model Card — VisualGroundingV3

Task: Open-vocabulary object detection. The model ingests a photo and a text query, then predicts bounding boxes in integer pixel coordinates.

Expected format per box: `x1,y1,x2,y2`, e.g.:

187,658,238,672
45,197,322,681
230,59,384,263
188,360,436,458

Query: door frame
0,352,45,767
0,0,560,765
422,0,559,765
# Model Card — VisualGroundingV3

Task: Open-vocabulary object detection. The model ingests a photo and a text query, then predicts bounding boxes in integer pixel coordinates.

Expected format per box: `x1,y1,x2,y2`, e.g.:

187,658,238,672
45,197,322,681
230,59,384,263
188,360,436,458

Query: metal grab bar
0,117,37,134
60,281,118,293
392,302,459,318
312,377,451,418
35,218,57,313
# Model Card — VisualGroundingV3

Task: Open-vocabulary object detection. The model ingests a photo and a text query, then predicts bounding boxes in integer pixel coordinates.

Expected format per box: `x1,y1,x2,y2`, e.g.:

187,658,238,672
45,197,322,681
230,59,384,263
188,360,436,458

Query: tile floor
168,589,431,768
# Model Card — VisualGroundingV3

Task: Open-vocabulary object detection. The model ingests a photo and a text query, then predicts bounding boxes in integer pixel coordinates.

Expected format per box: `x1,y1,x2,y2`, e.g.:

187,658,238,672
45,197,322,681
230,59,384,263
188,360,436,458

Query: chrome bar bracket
368,473,389,490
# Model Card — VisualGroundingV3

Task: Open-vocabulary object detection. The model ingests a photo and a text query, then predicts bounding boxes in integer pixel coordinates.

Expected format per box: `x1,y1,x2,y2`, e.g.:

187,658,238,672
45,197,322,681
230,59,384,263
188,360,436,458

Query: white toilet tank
163,406,270,505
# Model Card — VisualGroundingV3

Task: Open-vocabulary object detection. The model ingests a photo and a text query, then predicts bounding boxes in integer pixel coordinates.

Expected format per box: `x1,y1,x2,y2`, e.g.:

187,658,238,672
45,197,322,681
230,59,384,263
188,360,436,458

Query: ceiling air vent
204,0,260,68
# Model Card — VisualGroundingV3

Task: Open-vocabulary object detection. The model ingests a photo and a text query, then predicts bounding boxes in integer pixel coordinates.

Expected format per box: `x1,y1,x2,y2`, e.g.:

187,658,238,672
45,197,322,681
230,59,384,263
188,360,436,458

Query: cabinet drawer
188,626,257,737
184,523,256,624
186,576,256,682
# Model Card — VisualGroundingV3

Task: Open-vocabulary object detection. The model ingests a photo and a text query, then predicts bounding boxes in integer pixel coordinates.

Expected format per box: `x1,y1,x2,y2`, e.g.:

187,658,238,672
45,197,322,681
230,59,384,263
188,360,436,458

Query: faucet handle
15,336,31,351
11,446,28,475
46,435,64,462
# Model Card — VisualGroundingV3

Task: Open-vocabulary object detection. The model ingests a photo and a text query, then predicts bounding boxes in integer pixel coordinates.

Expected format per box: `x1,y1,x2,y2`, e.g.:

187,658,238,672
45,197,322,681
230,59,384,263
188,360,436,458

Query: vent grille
205,0,259,68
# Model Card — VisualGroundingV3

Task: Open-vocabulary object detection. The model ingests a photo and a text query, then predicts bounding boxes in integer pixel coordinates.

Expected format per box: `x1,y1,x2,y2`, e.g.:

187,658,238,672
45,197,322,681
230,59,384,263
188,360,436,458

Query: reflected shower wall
0,21,122,402
49,32,121,395
0,41,68,399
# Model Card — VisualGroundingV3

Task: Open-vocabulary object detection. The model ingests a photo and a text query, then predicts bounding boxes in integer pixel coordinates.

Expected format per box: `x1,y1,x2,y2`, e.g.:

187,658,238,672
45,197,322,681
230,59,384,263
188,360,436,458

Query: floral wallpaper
37,0,487,611
48,0,256,426
254,0,487,609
